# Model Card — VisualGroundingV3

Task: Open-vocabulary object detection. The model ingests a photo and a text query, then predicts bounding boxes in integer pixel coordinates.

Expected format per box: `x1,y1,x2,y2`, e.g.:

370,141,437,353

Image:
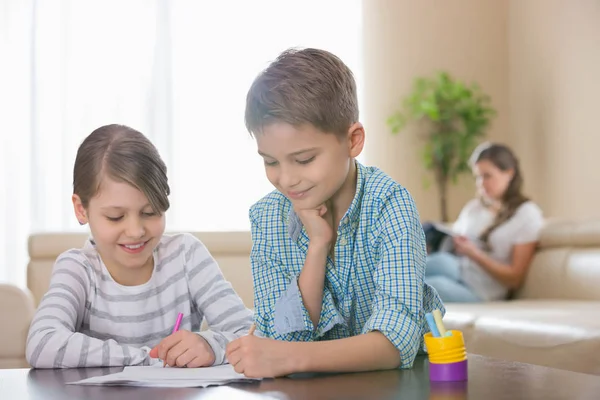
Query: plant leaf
386,71,496,190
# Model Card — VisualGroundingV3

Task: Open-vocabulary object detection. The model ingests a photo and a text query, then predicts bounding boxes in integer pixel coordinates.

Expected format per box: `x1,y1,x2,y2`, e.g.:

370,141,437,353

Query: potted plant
387,71,496,221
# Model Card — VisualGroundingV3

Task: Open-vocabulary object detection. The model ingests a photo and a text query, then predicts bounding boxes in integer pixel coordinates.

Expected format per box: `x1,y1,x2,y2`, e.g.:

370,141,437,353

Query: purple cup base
429,359,468,381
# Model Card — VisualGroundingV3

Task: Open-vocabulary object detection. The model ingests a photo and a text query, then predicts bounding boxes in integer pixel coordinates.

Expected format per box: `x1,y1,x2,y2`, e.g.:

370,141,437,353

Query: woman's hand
453,236,481,258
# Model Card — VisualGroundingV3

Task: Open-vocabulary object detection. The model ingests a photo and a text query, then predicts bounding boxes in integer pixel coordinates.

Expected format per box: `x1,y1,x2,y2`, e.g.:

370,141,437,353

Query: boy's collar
287,161,365,241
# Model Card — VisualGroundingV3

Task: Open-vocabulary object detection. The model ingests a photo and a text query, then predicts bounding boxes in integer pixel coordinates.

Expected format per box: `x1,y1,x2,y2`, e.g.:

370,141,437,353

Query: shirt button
339,237,348,246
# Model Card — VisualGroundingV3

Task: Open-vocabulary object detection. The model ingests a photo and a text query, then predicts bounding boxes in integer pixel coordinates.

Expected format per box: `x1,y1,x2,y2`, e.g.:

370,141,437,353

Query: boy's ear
347,122,365,158
72,194,88,225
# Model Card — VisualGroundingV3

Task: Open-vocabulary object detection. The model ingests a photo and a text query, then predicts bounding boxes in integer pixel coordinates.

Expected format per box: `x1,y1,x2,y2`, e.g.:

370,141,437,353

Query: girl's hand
149,330,215,368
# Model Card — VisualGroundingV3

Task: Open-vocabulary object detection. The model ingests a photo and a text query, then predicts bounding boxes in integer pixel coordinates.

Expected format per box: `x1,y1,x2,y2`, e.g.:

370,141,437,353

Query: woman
425,142,544,302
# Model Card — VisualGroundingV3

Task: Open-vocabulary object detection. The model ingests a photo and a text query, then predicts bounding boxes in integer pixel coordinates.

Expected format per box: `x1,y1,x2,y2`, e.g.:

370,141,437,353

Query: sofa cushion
445,300,600,374
0,284,35,367
518,218,600,301
518,248,600,300
539,219,600,248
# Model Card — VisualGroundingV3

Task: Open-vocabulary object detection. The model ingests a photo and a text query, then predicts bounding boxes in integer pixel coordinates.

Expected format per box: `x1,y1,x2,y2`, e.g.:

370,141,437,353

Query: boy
226,48,444,378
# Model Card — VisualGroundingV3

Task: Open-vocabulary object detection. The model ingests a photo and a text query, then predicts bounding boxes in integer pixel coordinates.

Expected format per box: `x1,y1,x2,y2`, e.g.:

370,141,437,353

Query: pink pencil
172,312,183,334
163,313,184,367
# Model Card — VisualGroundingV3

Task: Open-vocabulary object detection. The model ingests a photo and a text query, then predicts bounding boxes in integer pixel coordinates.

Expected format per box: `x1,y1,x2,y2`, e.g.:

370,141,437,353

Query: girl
26,124,253,368
425,143,544,303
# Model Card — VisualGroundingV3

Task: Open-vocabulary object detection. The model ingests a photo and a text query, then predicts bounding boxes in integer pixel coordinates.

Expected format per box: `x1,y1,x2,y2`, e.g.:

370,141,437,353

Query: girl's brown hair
473,143,529,244
73,124,170,213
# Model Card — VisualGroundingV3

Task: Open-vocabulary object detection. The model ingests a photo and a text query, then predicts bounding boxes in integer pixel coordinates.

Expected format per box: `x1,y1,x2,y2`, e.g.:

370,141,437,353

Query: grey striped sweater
26,233,254,368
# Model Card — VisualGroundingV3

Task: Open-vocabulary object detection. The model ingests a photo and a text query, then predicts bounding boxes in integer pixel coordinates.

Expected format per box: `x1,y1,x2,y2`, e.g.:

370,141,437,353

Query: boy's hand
225,335,294,378
149,330,215,368
295,202,334,247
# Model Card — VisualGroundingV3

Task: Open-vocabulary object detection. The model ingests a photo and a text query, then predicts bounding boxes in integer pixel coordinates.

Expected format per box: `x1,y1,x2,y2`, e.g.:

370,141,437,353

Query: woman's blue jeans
425,252,481,303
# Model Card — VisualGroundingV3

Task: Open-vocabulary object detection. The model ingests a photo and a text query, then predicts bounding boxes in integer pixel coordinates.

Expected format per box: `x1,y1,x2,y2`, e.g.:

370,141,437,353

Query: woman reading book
425,143,544,302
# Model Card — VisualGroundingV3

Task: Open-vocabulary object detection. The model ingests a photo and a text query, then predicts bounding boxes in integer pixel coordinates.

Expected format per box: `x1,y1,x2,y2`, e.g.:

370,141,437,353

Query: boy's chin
290,198,329,211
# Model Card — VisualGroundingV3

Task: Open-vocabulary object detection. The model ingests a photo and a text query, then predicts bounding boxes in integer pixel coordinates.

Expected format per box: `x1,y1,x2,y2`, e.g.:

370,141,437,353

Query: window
0,0,363,286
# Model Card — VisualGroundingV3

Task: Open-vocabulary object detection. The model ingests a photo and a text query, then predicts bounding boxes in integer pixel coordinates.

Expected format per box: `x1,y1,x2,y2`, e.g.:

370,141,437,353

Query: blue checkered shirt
249,162,444,368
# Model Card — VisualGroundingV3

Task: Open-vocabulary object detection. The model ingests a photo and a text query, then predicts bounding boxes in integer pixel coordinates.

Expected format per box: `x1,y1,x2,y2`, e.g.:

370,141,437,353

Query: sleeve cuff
314,290,347,338
363,309,421,369
274,276,314,335
273,277,347,339
196,331,226,366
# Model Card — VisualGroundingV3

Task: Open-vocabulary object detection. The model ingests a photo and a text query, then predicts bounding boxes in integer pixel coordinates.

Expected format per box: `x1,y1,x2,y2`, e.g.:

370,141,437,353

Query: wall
362,0,600,221
508,0,600,219
362,0,510,221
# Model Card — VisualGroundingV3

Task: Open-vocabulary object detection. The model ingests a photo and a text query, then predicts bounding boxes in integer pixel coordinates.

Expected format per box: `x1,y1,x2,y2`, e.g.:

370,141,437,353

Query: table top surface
1,354,599,400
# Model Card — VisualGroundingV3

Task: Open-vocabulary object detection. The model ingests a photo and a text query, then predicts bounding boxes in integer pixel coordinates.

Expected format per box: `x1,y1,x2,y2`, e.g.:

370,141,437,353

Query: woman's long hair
471,143,529,244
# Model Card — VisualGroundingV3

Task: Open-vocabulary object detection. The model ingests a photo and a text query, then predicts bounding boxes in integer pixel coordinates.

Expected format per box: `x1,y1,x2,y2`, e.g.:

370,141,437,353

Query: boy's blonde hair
245,47,359,136
73,124,170,213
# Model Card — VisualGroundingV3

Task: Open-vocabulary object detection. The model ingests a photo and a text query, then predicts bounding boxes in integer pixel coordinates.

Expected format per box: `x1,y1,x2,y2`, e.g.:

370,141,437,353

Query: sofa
443,218,600,375
1,219,600,374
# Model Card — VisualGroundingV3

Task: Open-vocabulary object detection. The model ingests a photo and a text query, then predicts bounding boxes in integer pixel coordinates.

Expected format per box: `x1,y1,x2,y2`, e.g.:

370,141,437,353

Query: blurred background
1,0,599,287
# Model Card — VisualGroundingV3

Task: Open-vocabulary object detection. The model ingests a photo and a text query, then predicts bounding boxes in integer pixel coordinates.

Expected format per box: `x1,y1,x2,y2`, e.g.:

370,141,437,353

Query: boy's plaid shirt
249,162,444,368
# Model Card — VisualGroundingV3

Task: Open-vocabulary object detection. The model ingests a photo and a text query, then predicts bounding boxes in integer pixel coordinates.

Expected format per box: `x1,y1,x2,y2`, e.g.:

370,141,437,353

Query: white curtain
0,0,363,287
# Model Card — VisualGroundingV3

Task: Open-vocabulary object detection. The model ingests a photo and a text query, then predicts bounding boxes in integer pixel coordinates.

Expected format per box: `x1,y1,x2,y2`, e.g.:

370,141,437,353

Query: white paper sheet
67,364,261,388
432,222,460,237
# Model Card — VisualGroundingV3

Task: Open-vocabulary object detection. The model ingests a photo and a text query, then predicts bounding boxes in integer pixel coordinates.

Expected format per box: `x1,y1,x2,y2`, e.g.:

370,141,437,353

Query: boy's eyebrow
258,148,319,158
100,204,151,211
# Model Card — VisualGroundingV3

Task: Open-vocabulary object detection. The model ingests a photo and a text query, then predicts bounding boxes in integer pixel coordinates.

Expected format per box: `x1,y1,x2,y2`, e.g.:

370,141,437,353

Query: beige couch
444,218,600,375
1,219,600,374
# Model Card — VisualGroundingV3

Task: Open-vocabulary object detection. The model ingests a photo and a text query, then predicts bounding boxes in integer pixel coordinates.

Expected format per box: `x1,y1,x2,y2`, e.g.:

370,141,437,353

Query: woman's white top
452,199,544,301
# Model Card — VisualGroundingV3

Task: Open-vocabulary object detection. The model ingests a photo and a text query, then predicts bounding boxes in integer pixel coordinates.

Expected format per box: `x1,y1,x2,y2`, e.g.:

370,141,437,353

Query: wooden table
1,354,599,399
